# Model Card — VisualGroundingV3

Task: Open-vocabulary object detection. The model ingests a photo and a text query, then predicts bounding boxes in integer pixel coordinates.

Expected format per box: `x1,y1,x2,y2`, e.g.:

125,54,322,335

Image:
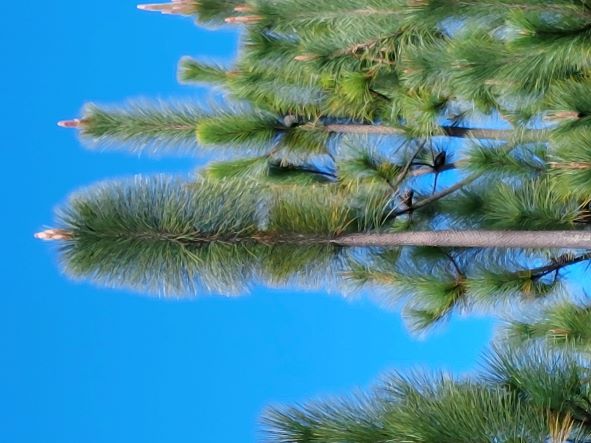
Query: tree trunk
333,231,591,249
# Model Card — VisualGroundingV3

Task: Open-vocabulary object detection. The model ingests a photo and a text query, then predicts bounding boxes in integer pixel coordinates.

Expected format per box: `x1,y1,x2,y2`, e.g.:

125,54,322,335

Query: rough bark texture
334,231,591,249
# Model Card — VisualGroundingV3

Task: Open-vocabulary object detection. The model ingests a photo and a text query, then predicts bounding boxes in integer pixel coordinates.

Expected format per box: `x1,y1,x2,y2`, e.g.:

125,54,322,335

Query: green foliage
467,267,561,304
505,301,591,351
51,175,402,294
437,30,505,111
267,183,390,236
482,344,591,418
78,102,202,154
337,146,401,186
45,0,591,340
191,0,243,27
264,346,591,443
201,156,269,180
265,162,334,185
545,78,591,120
238,30,322,89
484,179,581,229
328,72,384,121
463,142,547,177
195,110,280,149
56,176,263,294
549,129,591,201
447,178,582,230
402,274,467,332
500,10,591,95
252,0,410,40
178,57,229,84
269,186,354,236
202,156,333,184
228,71,325,116
344,246,583,334
277,124,332,156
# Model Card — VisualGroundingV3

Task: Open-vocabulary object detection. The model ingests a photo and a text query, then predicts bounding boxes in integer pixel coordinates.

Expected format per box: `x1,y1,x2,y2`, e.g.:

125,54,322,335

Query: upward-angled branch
526,252,591,279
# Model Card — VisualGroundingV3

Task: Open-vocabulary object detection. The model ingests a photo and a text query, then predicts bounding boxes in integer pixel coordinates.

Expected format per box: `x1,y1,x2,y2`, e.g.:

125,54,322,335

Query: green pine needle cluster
264,346,591,442
505,301,591,352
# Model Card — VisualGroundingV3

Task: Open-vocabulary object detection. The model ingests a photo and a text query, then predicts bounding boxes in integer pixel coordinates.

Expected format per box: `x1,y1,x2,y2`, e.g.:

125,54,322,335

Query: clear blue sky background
0,2,494,442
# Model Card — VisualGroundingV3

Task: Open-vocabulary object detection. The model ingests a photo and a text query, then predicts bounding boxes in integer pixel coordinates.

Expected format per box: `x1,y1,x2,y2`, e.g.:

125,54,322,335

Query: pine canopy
264,345,591,443
35,1,591,440
40,0,591,340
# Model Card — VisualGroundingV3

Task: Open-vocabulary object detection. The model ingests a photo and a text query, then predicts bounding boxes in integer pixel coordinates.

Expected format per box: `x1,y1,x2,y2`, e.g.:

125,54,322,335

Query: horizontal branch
38,226,591,250
324,124,519,140
333,231,591,249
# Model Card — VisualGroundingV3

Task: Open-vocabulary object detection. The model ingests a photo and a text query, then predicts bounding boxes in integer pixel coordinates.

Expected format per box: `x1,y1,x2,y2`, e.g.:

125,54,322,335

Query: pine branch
393,170,482,217
333,231,591,249
324,123,520,140
505,301,591,351
138,0,245,27
264,346,591,443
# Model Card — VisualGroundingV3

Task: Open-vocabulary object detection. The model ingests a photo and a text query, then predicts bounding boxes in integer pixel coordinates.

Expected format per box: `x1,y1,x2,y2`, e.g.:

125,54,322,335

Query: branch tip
137,2,195,15
233,5,253,13
224,15,262,24
35,229,73,241
57,119,81,128
294,54,318,62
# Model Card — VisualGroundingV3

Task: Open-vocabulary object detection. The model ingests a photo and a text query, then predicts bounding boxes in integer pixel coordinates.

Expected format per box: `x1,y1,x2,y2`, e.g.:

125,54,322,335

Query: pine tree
39,0,591,333
263,345,591,442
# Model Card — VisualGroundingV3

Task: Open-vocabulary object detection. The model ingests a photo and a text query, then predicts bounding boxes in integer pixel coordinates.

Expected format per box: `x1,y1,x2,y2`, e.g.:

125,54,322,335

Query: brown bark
333,231,591,249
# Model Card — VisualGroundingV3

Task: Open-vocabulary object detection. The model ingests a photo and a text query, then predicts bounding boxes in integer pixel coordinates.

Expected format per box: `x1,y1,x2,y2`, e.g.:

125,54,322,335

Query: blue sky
0,2,493,442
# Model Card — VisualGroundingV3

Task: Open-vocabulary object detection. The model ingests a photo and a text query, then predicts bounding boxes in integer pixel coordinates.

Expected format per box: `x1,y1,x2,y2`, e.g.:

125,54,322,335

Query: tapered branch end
57,119,81,129
137,3,162,11
224,15,262,24
137,2,195,15
233,5,253,13
294,54,318,62
35,229,74,241
544,111,581,122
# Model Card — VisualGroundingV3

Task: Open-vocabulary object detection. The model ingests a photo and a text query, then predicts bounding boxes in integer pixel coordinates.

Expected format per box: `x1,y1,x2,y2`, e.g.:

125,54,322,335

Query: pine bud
137,1,196,16
57,119,81,128
35,229,74,241
233,5,253,13
294,54,318,62
544,111,581,122
224,15,262,24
